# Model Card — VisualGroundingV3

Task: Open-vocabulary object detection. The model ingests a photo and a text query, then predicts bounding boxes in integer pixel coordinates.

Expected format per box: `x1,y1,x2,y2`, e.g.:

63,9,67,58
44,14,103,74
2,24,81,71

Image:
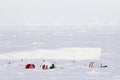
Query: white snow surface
0,47,101,60
0,58,119,80
0,25,120,80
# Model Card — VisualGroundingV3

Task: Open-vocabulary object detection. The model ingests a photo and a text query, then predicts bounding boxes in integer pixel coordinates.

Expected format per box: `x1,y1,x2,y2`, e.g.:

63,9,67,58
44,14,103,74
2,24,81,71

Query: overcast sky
0,0,120,25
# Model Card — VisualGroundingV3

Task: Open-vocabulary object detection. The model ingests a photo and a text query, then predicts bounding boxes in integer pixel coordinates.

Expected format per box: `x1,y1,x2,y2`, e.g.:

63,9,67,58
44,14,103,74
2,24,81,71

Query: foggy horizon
0,0,120,25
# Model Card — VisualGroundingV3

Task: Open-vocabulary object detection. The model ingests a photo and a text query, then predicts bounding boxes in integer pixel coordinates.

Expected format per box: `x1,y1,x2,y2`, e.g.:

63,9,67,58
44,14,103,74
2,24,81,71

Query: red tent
25,64,35,69
40,61,55,70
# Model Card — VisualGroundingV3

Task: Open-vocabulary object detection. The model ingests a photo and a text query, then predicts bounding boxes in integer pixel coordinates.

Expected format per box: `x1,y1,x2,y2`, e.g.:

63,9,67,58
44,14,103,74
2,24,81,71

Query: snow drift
0,47,101,60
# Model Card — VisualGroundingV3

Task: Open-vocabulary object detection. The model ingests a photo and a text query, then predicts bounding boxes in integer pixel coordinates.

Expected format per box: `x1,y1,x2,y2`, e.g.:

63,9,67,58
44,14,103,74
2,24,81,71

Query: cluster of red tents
25,61,55,70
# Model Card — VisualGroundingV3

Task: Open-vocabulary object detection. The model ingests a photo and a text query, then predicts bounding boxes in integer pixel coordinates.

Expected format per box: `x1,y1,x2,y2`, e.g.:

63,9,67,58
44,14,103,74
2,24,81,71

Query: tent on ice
25,64,35,69
88,61,107,68
40,61,55,70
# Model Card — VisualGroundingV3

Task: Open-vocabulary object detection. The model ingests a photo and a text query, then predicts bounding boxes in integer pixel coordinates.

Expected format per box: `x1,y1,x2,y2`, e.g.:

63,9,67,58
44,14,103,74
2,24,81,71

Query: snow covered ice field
0,25,120,80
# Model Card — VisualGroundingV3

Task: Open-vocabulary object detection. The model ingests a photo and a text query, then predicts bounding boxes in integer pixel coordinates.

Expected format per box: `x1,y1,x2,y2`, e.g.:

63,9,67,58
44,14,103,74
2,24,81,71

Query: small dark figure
73,60,75,63
50,64,55,69
100,63,108,68
8,62,11,64
102,65,108,68
21,59,23,61
43,60,45,62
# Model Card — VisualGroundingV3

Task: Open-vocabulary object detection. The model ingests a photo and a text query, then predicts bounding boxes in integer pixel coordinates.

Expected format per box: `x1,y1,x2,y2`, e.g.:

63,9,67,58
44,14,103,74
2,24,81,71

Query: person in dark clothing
50,64,55,69
102,65,108,68
100,63,108,68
